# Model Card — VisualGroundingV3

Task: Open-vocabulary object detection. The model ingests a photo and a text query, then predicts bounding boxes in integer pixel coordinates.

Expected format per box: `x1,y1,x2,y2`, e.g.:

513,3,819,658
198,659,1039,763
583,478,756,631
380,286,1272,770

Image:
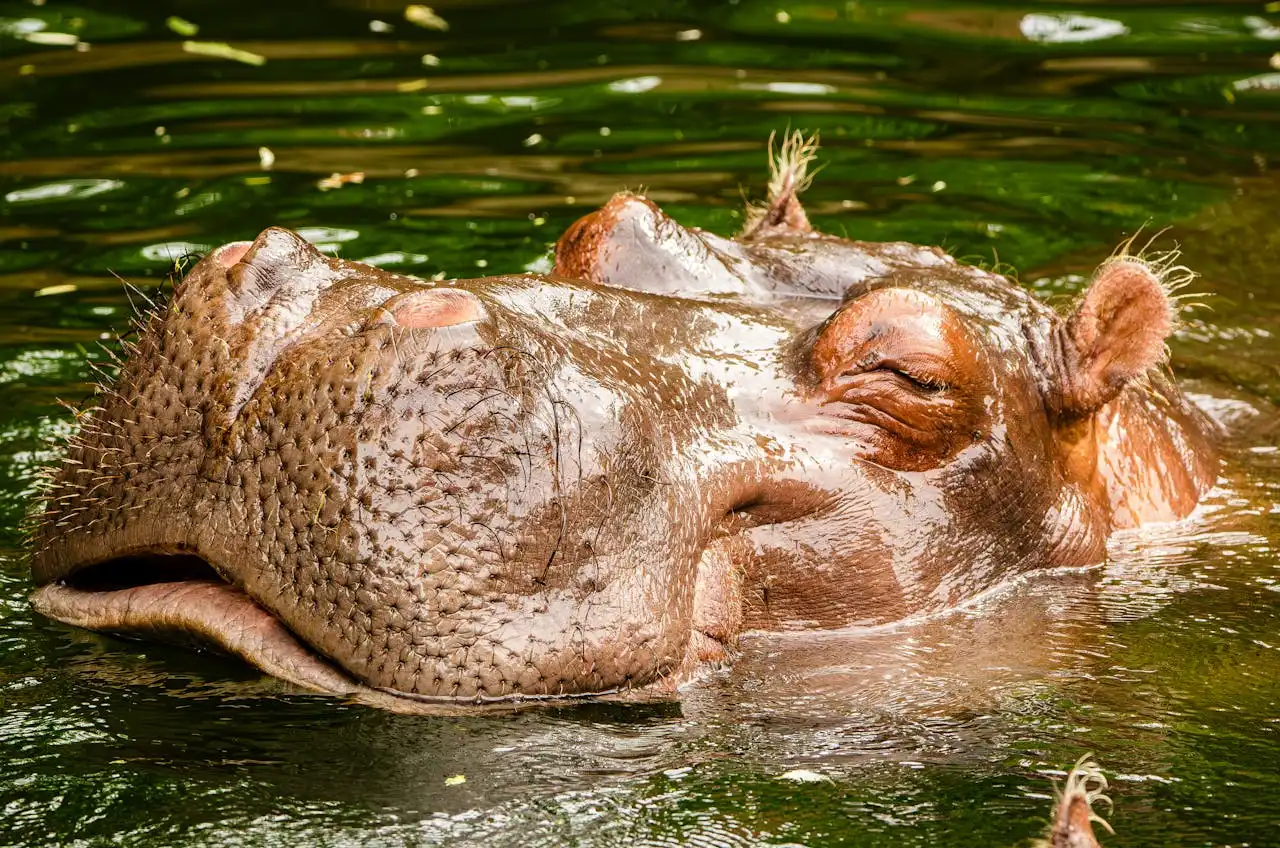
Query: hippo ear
1058,258,1175,416
740,130,819,240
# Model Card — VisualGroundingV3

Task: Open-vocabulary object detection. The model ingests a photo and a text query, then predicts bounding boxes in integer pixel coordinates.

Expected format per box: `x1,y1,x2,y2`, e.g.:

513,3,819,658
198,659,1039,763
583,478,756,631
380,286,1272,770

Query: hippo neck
1055,370,1218,532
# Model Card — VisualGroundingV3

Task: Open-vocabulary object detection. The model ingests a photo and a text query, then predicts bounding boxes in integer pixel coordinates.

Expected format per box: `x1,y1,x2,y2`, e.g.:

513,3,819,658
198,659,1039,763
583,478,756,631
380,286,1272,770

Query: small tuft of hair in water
1031,754,1115,848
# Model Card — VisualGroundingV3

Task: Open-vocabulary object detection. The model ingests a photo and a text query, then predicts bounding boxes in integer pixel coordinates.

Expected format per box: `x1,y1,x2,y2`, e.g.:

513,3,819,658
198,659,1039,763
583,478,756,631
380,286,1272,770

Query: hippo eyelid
837,353,954,393
887,367,947,393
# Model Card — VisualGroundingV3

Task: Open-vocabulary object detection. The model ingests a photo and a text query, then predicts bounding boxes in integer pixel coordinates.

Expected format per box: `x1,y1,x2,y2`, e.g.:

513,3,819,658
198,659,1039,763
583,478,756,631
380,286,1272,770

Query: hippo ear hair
740,130,820,240
1058,257,1179,416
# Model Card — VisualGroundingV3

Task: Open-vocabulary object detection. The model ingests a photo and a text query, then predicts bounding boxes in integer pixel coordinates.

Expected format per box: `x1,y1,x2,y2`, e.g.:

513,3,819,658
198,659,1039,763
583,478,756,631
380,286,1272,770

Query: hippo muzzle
30,227,788,704
28,137,1218,707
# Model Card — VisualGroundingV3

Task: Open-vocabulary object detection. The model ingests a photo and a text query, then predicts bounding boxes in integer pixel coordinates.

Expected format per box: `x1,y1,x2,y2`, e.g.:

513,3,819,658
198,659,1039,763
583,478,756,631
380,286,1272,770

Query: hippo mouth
30,551,383,700
31,548,725,710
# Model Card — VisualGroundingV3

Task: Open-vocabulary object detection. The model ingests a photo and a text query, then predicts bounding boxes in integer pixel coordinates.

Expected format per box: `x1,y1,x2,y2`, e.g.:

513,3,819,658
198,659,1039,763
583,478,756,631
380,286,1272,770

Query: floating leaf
181,41,266,66
405,5,449,31
23,32,79,46
34,284,77,297
166,17,199,37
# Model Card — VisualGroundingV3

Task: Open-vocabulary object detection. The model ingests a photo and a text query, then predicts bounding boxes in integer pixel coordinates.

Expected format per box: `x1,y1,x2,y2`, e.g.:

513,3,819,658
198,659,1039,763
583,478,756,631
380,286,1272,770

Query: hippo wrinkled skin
29,134,1217,709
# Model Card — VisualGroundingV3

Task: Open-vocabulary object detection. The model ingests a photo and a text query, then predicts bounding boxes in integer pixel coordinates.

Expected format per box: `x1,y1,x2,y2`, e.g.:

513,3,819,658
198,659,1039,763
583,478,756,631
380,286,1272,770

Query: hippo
27,133,1217,710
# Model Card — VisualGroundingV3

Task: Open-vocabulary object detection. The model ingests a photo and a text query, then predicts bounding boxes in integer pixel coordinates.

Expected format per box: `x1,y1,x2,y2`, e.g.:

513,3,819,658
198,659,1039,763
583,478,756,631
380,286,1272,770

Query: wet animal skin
29,135,1218,708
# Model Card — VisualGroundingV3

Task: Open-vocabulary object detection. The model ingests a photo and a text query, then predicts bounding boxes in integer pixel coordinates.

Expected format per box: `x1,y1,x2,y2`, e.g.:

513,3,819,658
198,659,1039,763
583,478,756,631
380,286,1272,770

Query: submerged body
29,136,1217,707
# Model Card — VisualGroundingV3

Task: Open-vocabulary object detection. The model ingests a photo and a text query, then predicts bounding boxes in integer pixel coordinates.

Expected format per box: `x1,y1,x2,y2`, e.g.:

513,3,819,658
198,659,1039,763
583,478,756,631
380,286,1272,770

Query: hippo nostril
238,226,321,274
224,227,328,309
214,241,253,270
371,288,487,330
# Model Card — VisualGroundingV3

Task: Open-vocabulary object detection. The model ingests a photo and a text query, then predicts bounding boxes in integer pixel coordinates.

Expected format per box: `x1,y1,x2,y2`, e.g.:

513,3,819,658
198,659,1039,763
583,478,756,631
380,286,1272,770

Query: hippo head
29,136,1217,707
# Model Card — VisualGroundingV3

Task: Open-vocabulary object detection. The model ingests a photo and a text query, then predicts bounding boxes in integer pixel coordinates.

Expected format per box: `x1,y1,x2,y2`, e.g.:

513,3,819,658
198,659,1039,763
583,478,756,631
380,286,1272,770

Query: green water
2,1,1280,845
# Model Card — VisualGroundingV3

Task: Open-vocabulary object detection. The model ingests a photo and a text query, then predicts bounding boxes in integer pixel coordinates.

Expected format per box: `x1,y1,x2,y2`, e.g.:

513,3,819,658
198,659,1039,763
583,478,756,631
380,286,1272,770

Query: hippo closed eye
28,134,1217,709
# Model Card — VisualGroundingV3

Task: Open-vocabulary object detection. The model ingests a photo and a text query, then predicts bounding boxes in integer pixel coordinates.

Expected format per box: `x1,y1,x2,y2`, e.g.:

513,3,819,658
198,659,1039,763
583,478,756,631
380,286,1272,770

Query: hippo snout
30,233,750,703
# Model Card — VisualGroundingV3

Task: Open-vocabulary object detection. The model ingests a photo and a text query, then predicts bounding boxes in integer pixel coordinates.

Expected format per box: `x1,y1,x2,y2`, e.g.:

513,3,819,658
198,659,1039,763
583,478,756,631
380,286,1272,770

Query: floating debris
779,769,832,783
34,284,77,298
23,31,79,46
181,41,266,67
318,172,366,191
258,147,275,170
166,17,199,37
443,774,466,786
405,5,449,31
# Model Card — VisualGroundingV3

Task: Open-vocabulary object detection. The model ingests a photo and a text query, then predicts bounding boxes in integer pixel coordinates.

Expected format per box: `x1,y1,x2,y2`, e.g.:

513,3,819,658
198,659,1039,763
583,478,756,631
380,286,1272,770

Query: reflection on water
2,1,1280,846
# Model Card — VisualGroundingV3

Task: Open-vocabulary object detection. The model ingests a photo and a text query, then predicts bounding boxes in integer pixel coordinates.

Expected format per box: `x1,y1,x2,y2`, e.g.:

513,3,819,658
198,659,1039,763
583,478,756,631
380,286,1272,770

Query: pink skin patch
213,237,485,329
384,288,485,329
214,241,253,269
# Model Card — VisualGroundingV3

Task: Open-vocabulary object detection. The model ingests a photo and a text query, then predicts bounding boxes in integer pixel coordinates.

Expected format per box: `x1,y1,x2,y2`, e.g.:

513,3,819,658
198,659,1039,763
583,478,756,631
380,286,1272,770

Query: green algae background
2,1,1279,846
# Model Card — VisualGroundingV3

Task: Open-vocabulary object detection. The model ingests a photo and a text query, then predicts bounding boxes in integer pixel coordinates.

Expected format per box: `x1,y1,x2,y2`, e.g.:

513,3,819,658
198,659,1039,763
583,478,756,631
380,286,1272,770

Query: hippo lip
28,553,496,710
29,552,376,698
29,551,685,709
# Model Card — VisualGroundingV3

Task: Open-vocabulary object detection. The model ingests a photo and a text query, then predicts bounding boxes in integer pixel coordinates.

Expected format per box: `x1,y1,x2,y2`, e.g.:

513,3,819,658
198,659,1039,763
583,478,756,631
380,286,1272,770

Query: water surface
2,1,1279,845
